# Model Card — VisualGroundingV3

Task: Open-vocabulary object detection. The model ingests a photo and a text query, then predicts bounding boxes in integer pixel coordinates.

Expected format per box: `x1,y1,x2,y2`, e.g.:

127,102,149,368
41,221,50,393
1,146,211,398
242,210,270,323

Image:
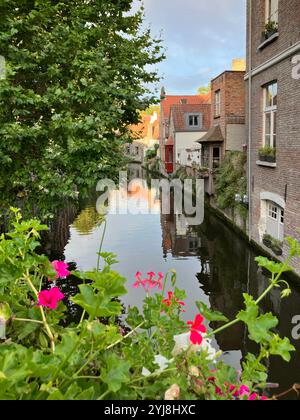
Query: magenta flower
248,393,268,401
133,272,164,293
38,287,65,310
51,260,70,279
187,314,207,345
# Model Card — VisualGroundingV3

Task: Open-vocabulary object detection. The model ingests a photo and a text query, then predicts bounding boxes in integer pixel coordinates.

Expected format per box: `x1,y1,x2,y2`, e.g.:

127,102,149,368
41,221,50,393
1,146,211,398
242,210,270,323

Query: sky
140,0,246,95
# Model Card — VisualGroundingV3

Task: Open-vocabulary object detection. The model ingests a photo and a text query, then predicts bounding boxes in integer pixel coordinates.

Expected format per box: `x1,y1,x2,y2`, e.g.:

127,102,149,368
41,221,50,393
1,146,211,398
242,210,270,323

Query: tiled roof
197,125,224,144
161,94,211,119
170,104,211,132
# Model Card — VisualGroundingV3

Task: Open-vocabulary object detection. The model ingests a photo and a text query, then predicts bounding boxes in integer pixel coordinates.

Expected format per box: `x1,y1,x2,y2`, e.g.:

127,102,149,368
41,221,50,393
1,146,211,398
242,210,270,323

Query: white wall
175,132,206,166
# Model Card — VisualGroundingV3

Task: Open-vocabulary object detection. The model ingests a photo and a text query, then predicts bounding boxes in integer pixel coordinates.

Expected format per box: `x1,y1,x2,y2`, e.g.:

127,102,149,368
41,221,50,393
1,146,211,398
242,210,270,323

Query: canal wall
207,197,300,282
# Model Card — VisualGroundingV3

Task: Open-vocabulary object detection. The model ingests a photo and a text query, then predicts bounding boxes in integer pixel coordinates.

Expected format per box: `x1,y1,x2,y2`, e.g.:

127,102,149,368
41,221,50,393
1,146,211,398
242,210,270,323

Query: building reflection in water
161,193,300,397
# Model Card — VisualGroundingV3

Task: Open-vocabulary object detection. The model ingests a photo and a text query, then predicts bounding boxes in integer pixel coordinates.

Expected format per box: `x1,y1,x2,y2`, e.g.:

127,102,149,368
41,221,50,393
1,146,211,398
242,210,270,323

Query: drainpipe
247,0,253,242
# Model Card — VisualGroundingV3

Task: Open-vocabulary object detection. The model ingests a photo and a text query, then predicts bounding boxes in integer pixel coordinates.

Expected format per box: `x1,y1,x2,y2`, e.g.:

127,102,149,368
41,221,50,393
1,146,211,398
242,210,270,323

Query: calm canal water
52,166,300,397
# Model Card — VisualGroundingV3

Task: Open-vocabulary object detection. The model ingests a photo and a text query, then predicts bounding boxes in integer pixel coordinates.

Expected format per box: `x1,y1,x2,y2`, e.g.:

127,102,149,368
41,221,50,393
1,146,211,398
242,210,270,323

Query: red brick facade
246,0,300,273
211,71,246,153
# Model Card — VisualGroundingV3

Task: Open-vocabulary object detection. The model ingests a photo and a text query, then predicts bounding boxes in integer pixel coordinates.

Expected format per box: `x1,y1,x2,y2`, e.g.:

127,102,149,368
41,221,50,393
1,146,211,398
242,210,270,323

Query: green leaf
71,284,123,318
196,301,229,323
100,354,131,393
241,353,268,384
269,335,295,362
237,294,278,344
255,256,292,275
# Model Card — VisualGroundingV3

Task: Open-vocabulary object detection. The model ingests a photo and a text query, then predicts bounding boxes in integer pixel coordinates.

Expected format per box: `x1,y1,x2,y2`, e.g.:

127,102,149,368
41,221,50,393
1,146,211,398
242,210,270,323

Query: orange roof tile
170,103,211,132
161,94,211,119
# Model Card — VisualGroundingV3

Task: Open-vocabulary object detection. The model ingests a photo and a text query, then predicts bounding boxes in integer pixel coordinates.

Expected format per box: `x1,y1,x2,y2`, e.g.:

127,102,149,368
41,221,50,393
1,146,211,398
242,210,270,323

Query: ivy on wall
214,151,247,219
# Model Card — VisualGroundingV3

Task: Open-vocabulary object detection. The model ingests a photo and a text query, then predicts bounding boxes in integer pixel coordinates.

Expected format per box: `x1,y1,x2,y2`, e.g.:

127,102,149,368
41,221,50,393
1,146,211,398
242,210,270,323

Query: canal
47,166,300,397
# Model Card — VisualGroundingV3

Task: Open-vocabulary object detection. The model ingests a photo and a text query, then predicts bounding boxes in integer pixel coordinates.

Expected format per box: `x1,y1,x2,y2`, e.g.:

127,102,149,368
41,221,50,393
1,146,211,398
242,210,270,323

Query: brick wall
247,0,300,274
247,0,300,72
211,71,246,151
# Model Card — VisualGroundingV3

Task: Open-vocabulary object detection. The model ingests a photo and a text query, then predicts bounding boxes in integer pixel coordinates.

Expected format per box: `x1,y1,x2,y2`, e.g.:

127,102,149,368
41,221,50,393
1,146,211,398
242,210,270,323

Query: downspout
248,0,253,242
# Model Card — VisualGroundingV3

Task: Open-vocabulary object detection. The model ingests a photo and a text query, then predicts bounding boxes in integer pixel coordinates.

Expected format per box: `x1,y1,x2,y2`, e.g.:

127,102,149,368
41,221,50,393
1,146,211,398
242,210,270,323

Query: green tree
197,84,211,95
0,0,164,209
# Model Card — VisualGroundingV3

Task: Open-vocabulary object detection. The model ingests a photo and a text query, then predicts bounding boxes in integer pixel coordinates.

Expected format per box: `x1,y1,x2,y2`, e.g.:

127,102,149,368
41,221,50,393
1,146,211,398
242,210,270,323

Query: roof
170,104,211,132
197,125,224,144
161,94,211,119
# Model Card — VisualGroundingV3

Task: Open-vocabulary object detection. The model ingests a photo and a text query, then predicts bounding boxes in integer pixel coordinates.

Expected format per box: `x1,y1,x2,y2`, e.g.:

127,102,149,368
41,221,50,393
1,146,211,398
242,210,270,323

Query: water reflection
54,166,300,397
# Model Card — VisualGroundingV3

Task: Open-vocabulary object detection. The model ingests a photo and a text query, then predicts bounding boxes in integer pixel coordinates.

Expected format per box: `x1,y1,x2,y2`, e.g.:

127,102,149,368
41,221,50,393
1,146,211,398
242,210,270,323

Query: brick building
159,89,211,173
246,0,300,271
199,68,246,194
167,103,211,171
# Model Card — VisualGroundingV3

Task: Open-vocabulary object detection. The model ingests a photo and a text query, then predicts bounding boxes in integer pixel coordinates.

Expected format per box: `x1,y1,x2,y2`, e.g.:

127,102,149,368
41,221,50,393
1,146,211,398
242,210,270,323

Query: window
212,147,221,169
268,203,278,220
266,0,278,24
180,99,187,105
215,90,221,117
263,81,277,148
186,113,202,129
189,115,199,127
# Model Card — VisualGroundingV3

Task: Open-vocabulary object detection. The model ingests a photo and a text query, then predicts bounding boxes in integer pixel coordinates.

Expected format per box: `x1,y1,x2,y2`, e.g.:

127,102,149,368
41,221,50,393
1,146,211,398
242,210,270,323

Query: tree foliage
0,0,164,208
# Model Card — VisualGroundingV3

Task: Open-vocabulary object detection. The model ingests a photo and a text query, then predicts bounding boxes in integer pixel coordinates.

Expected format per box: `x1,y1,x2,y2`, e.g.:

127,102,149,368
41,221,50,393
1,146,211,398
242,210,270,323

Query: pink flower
187,314,207,345
133,272,164,293
51,260,70,279
238,385,250,396
38,287,65,310
248,393,268,401
162,291,186,312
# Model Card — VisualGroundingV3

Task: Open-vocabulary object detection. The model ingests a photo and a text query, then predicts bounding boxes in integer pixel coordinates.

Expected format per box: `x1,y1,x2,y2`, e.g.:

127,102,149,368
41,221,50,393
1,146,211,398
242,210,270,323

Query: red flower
162,291,186,311
187,314,207,345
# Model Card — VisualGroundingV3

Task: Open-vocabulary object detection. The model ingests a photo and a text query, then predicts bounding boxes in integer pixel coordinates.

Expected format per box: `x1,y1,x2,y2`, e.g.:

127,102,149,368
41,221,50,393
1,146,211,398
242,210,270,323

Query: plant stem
106,321,145,350
13,318,43,325
96,220,107,272
97,390,110,400
24,271,55,353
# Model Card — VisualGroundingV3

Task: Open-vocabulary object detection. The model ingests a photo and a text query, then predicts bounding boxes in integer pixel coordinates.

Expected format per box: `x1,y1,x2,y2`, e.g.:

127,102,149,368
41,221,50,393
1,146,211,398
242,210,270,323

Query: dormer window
189,115,200,127
186,113,202,129
180,99,187,105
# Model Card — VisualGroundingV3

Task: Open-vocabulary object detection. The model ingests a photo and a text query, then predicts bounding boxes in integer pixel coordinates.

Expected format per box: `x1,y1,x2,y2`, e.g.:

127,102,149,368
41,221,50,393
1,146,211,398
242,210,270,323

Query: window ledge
256,160,277,168
258,32,279,51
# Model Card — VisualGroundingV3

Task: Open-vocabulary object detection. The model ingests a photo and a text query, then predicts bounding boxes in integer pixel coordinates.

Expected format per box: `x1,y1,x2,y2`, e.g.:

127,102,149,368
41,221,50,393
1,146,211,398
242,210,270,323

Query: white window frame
268,202,278,220
215,90,221,117
263,81,277,148
265,0,278,24
188,114,199,127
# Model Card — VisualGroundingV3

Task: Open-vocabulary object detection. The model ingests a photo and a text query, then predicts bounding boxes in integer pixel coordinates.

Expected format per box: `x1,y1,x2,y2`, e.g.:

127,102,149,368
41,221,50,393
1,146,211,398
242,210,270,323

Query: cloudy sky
140,0,246,95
